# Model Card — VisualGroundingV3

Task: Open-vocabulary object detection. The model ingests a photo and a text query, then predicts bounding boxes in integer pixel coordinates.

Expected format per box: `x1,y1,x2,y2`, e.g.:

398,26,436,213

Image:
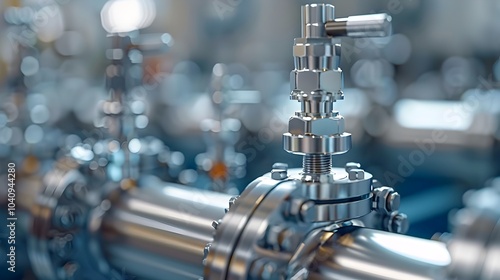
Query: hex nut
388,212,409,234
348,168,365,180
228,196,239,208
345,162,361,172
271,169,288,180
372,186,393,213
288,116,345,136
293,43,334,57
290,69,342,94
272,162,288,170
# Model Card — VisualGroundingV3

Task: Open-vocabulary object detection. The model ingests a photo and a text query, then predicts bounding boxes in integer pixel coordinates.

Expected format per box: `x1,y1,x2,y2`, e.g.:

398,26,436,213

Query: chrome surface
310,227,451,280
325,14,392,38
100,176,231,280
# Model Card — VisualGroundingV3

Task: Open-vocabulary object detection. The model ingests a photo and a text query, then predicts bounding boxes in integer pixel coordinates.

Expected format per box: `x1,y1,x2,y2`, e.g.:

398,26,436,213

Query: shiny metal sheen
283,133,351,155
100,177,231,280
309,227,451,280
325,14,392,38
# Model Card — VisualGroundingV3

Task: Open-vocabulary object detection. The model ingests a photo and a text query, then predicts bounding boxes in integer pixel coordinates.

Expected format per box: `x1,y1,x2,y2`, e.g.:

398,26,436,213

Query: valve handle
325,13,392,38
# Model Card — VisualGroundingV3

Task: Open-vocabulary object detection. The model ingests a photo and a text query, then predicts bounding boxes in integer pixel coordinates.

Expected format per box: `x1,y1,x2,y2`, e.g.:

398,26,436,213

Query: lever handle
325,13,392,38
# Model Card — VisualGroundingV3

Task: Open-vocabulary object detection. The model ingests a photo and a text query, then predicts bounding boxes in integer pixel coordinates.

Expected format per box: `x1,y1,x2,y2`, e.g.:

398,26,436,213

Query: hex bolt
228,196,239,208
203,243,211,258
345,162,361,172
299,201,316,223
272,162,288,170
250,260,279,280
211,220,220,230
202,243,211,265
271,162,288,180
388,212,409,234
386,191,400,212
348,168,365,180
278,228,300,252
372,186,394,213
271,169,288,180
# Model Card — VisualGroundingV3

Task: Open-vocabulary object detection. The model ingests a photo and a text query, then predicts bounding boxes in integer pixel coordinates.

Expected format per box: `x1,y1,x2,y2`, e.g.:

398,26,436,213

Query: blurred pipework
0,0,499,280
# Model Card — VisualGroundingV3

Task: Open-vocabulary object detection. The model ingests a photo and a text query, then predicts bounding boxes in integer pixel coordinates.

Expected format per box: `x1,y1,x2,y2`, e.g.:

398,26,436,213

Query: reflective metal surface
100,176,230,279
310,227,451,280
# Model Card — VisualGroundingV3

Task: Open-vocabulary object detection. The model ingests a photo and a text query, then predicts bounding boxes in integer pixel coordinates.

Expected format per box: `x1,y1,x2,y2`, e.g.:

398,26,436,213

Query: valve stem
302,154,331,175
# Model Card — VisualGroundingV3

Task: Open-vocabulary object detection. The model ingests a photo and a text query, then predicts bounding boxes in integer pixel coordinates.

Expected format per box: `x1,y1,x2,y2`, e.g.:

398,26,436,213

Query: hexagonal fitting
345,162,361,172
348,168,365,180
386,191,401,212
372,186,399,214
271,162,288,180
288,116,345,136
387,212,409,234
293,42,334,57
290,69,343,95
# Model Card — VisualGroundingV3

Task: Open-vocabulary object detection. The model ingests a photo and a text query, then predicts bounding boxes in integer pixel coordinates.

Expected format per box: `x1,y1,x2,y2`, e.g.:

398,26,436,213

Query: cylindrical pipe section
310,227,451,280
100,178,231,279
325,14,392,38
302,4,335,38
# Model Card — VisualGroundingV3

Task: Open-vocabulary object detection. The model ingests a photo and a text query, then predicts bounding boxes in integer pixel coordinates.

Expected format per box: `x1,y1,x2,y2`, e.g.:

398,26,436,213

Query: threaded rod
302,154,331,175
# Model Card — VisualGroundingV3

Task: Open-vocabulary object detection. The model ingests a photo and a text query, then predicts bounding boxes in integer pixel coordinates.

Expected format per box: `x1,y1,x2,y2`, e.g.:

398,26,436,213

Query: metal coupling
284,4,392,180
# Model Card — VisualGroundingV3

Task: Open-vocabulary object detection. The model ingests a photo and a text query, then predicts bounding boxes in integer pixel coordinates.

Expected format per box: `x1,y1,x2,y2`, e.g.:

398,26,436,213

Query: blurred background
0,0,499,248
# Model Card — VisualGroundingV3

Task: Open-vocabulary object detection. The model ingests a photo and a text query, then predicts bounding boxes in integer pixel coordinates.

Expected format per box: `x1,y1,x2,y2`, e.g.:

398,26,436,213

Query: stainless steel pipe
100,177,231,280
310,227,451,280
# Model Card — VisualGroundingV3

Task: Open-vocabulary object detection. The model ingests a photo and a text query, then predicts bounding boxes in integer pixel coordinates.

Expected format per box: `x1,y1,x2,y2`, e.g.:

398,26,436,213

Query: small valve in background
180,63,246,194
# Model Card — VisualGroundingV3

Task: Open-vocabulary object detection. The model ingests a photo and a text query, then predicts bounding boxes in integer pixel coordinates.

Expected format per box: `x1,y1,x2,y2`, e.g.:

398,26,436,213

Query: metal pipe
310,227,451,280
100,177,231,280
325,14,392,38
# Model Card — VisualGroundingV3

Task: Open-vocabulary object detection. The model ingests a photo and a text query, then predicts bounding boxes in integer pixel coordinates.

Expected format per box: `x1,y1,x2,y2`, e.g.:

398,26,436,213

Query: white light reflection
128,138,141,153
371,231,451,266
70,146,94,161
394,99,473,130
101,0,156,33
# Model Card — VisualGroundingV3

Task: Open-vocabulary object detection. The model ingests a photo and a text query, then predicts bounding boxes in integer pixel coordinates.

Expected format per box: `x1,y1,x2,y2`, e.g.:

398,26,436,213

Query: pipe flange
300,167,372,200
28,158,116,280
283,133,351,155
299,194,373,223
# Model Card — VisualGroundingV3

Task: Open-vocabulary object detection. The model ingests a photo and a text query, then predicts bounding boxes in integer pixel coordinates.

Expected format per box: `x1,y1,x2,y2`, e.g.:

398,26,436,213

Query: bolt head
211,220,220,230
271,169,288,180
372,186,394,213
228,196,239,208
288,116,345,136
203,243,211,258
348,168,365,180
272,162,288,170
390,212,409,234
299,201,316,223
345,162,361,172
386,191,400,212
